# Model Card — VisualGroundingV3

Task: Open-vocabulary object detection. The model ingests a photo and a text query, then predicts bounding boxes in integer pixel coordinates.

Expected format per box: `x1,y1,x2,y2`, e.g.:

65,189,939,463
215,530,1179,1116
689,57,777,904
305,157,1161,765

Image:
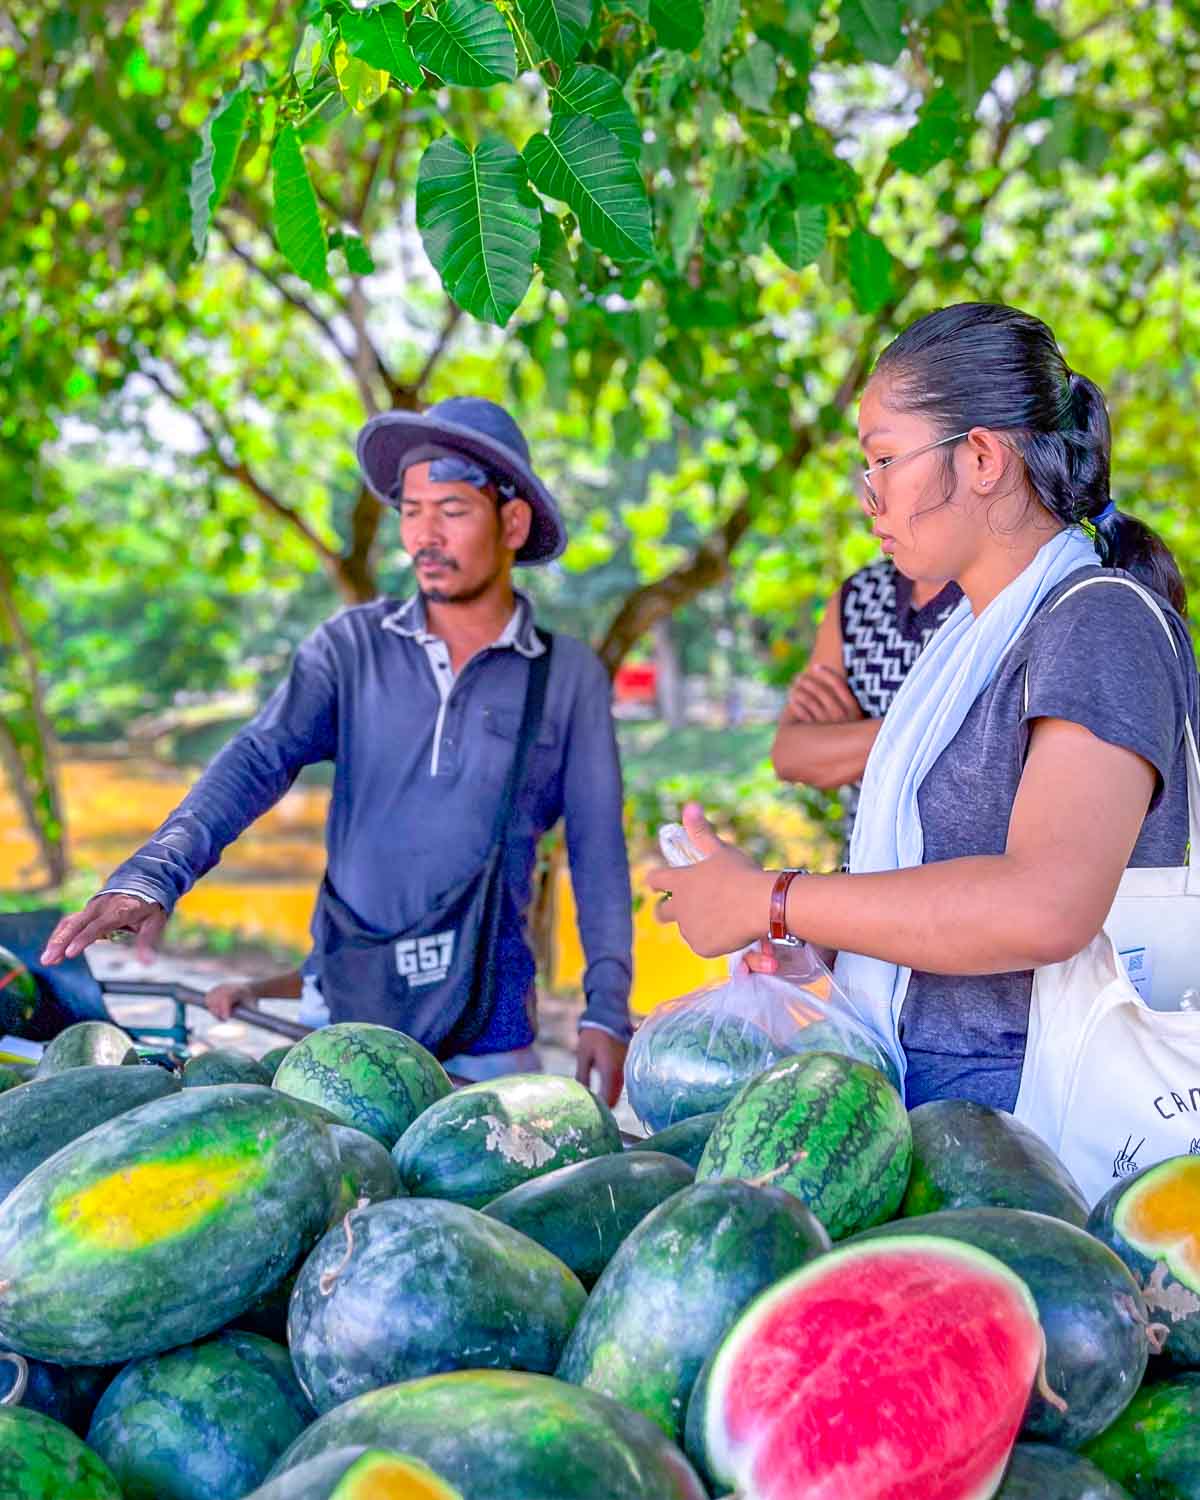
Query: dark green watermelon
626,1004,793,1133
182,1048,271,1086
35,1021,137,1075
245,1446,462,1499
1,1341,115,1436
288,1197,586,1413
393,1073,623,1208
0,1065,29,1095
627,1113,722,1170
260,1045,293,1078
556,1179,830,1442
329,1125,403,1217
859,1207,1152,1446
996,1443,1132,1498
0,1063,180,1201
87,1330,313,1500
1084,1372,1200,1497
0,1403,123,1499
483,1151,694,1287
1087,1155,1200,1369
264,1370,709,1500
0,945,40,1038
696,1052,912,1240
274,1023,451,1148
0,1084,341,1364
902,1099,1088,1226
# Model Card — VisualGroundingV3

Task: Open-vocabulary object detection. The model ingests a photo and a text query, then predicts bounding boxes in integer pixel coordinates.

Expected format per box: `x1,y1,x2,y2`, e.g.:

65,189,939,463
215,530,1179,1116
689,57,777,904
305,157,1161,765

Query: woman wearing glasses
651,302,1193,1111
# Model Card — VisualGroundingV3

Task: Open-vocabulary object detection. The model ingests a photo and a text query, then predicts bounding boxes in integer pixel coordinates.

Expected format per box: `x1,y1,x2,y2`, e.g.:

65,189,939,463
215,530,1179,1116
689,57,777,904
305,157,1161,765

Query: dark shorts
903,1048,1023,1112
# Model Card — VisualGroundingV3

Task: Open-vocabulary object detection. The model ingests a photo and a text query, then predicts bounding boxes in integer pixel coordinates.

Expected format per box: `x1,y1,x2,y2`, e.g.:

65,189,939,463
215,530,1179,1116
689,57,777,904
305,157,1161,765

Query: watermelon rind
1088,1154,1200,1369
627,1112,722,1170
482,1150,694,1287
0,945,40,1038
288,1197,586,1412
860,1207,1151,1446
996,1442,1132,1499
0,1403,123,1499
35,1021,137,1076
393,1072,623,1208
556,1179,830,1442
273,1023,451,1148
264,1370,709,1500
0,1084,341,1365
1083,1371,1200,1496
696,1051,912,1239
697,1235,1041,1499
0,1064,180,1202
86,1330,313,1500
902,1099,1088,1226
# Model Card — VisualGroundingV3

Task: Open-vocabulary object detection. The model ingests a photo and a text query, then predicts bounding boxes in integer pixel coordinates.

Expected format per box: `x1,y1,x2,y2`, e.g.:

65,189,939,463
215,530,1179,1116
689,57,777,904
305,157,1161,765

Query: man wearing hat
41,398,634,1102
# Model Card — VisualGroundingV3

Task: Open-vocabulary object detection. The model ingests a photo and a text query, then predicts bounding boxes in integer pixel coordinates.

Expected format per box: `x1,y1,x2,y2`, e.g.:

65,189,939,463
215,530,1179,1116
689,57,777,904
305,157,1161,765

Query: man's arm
42,630,339,964
772,586,882,789
560,650,634,1105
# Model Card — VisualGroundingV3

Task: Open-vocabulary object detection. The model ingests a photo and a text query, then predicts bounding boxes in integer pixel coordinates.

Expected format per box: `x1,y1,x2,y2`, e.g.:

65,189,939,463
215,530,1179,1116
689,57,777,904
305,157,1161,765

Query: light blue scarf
833,527,1101,1084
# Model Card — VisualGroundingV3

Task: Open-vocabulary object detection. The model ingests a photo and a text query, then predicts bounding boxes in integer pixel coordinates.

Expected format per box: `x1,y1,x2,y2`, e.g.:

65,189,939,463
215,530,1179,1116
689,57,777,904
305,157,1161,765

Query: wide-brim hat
356,396,567,566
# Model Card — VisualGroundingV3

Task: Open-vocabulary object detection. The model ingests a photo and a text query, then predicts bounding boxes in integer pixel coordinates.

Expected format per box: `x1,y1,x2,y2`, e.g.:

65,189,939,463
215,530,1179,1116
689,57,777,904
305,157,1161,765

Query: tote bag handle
1024,574,1200,893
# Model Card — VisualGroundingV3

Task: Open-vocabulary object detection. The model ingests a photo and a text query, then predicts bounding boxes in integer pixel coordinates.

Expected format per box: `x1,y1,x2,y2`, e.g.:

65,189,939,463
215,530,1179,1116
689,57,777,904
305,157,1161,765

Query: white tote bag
1013,574,1200,1206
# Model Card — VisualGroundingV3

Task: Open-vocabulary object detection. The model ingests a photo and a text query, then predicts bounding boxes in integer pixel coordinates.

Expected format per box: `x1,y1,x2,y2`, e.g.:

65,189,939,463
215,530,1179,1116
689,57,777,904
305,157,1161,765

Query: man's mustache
413,550,459,570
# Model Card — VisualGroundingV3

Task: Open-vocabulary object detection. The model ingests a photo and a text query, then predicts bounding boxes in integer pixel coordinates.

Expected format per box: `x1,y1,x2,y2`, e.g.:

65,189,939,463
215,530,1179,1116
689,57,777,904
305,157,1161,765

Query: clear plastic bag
626,940,901,1134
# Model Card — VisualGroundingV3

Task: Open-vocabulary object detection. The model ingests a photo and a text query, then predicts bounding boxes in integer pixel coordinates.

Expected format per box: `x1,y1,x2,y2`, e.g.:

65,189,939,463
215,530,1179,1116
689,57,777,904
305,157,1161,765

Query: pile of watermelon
0,1013,1196,1499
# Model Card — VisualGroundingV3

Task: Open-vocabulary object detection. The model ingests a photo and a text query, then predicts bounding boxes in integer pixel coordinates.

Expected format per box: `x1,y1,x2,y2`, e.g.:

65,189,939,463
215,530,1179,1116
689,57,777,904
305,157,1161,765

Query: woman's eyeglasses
861,431,970,514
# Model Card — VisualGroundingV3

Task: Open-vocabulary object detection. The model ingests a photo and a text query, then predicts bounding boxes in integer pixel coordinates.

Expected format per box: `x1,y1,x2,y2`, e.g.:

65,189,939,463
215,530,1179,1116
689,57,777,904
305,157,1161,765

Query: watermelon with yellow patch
0,1084,340,1365
1087,1154,1200,1368
245,1446,464,1499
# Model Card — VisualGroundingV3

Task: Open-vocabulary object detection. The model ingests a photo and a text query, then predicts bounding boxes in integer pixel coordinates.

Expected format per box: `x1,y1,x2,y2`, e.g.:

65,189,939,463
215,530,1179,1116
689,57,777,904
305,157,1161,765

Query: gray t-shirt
901,565,1199,1110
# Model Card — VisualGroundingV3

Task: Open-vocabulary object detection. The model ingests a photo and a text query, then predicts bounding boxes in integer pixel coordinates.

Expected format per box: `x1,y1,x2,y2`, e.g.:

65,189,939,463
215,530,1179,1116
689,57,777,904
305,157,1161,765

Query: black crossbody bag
313,633,553,1058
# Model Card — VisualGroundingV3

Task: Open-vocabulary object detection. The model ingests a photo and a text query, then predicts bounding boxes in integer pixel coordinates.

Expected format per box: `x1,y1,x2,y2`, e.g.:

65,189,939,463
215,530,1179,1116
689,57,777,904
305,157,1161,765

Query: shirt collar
380,589,545,658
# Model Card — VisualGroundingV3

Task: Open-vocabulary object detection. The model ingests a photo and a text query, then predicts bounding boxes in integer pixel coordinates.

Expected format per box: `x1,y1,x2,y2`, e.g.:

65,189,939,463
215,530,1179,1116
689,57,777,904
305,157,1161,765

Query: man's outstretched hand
575,1028,628,1108
40,893,167,966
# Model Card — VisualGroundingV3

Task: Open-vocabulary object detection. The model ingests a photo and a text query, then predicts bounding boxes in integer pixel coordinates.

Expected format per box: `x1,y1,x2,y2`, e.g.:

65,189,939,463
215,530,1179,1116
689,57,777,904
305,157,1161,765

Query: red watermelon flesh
701,1236,1044,1500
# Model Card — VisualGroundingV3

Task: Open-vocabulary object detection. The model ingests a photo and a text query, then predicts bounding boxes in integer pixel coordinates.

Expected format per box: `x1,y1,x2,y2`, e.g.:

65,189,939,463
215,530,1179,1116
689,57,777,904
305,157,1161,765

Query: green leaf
838,0,905,65
791,141,860,204
1006,0,1061,58
667,184,702,270
551,64,641,158
520,0,593,66
935,0,1010,111
333,44,391,110
847,226,895,313
293,19,332,91
768,201,826,269
537,210,577,300
524,113,653,262
340,4,424,87
189,89,252,258
731,40,779,111
649,0,704,52
271,124,329,290
889,87,967,173
417,134,540,325
700,0,740,71
329,229,376,275
410,0,516,86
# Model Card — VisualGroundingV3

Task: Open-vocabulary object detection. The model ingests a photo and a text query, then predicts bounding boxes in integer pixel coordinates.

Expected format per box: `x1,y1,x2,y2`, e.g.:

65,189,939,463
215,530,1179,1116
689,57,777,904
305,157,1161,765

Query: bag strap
1025,575,1200,892
489,630,553,848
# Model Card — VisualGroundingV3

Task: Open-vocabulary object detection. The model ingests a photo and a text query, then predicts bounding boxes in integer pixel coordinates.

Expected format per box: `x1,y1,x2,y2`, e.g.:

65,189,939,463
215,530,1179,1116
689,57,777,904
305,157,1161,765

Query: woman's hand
646,804,775,958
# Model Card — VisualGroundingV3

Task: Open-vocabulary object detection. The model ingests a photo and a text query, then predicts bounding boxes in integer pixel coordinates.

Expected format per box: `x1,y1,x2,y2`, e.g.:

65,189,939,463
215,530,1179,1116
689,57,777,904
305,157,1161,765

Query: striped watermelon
0,1403,123,1499
273,1023,450,1148
182,1049,271,1087
86,1331,313,1500
691,1237,1044,1500
35,1022,137,1075
264,1370,709,1500
1083,1373,1200,1496
696,1052,911,1239
0,945,39,1038
557,1179,829,1441
0,1084,340,1364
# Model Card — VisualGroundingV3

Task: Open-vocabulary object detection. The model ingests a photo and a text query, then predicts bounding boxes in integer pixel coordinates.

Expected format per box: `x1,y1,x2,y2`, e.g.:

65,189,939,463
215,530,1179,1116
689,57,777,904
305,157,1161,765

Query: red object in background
614,662,658,703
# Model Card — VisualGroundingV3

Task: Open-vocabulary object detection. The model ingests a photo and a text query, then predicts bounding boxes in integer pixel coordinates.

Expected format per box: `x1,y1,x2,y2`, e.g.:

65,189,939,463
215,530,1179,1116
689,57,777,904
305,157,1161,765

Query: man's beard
419,569,503,606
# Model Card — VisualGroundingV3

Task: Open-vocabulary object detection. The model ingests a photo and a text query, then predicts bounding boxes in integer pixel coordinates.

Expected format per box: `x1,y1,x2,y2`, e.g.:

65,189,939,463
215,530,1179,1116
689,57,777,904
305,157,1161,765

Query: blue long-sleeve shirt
104,593,634,1043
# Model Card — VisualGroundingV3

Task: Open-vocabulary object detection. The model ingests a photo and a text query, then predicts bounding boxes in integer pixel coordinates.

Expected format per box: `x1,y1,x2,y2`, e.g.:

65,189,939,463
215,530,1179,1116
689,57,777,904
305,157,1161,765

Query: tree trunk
0,566,68,888
652,616,686,728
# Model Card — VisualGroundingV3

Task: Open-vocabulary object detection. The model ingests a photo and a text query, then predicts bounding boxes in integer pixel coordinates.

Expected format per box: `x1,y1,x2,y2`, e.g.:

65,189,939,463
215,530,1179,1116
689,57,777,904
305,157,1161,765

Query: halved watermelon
693,1236,1044,1500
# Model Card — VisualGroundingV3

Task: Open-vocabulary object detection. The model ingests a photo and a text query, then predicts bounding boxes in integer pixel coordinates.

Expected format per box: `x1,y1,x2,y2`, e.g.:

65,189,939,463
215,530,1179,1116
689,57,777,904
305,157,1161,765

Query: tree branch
408,304,464,403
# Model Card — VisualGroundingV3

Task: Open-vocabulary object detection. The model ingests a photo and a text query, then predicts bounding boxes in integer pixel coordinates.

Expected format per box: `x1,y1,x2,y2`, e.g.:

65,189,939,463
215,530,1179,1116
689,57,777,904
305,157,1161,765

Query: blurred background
1,0,1198,1020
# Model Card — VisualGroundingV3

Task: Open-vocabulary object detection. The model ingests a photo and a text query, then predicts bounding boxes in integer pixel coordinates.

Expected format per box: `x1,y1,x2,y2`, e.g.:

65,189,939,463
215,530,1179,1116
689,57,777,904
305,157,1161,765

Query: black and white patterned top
837,560,962,843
